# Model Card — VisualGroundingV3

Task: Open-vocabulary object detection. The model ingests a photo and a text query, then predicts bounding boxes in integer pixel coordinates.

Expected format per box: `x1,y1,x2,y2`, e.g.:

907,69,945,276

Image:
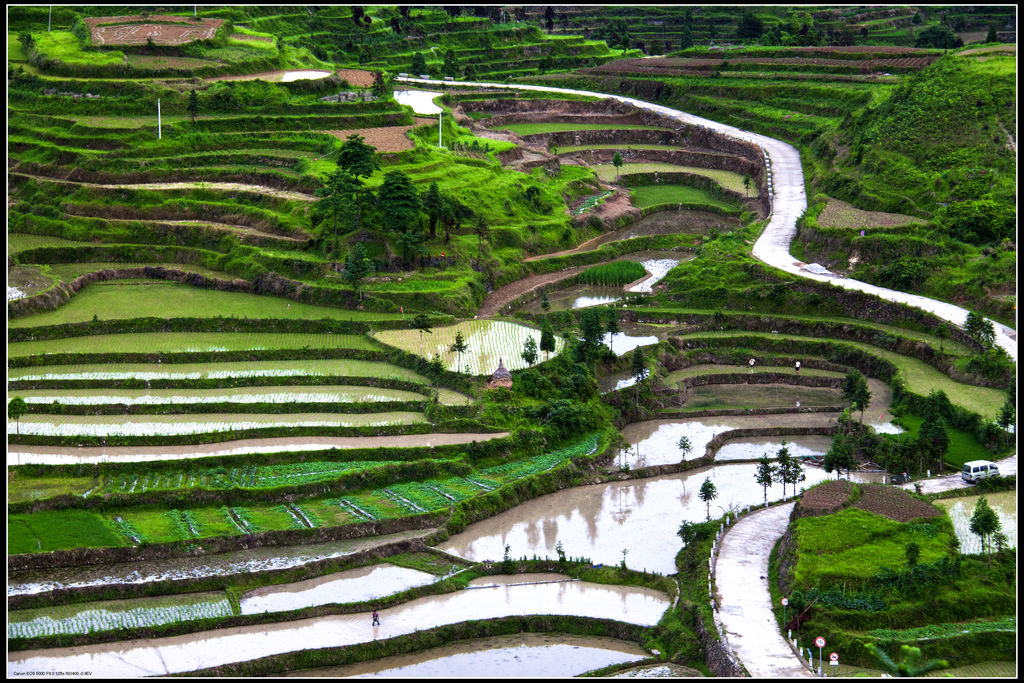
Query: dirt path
11,172,316,202
477,267,587,317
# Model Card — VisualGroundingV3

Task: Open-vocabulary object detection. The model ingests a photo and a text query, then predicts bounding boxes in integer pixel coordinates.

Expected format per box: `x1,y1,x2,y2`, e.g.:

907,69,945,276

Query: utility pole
157,98,162,139
48,6,52,31
438,111,442,149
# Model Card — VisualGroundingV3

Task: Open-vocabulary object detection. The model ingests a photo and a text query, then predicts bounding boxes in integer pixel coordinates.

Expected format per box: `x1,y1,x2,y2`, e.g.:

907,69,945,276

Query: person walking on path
794,360,800,373
749,358,756,374
372,609,380,626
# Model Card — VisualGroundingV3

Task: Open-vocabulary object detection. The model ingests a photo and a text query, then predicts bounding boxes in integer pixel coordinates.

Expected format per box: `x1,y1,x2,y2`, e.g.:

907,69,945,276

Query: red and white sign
781,598,788,606
830,653,839,663
815,637,826,648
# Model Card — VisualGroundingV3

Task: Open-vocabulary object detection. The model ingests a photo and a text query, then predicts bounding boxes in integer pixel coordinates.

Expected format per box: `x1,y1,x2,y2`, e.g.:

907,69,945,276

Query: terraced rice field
817,196,925,229
935,492,1017,554
9,359,428,383
8,283,406,327
593,163,755,195
8,592,232,639
13,386,434,406
373,319,565,374
9,412,426,437
498,123,664,135
10,332,381,357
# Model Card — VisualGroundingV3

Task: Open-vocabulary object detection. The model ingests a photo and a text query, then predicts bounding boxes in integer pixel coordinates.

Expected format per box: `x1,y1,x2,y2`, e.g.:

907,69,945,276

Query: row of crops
8,433,601,553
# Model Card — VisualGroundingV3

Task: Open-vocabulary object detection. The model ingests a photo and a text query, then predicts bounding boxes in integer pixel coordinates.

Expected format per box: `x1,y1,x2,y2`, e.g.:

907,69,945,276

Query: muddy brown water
285,633,648,677
442,463,886,575
8,432,510,466
8,575,669,676
7,530,433,598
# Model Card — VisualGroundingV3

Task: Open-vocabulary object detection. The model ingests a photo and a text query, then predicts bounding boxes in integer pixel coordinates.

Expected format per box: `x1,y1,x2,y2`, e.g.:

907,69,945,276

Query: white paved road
714,502,814,678
397,78,1017,362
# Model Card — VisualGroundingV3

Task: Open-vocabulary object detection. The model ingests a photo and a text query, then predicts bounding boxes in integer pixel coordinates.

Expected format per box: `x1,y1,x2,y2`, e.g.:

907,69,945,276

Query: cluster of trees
317,135,479,283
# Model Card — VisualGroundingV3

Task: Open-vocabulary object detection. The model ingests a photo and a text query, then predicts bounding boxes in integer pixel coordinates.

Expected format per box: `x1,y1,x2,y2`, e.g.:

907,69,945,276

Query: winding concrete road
396,78,1017,362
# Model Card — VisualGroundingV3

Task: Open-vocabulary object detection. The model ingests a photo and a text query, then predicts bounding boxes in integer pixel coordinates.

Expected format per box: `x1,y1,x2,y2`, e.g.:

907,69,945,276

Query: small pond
518,284,623,313
280,70,332,82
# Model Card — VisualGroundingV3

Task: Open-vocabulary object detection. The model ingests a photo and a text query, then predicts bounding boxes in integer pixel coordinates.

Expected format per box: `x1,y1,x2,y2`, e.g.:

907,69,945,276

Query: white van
961,460,1000,483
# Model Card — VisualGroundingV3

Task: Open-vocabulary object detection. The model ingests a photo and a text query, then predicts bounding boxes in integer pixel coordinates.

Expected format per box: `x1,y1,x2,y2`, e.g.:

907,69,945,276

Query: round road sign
815,636,826,648
830,653,839,663
781,598,788,606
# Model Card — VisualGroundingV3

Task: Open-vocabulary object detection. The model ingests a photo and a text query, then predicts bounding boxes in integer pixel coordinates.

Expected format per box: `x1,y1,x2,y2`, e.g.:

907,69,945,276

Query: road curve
396,78,1017,362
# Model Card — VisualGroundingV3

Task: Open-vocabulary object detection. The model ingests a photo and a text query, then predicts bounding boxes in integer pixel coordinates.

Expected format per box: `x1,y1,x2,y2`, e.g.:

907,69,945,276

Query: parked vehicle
961,460,1000,483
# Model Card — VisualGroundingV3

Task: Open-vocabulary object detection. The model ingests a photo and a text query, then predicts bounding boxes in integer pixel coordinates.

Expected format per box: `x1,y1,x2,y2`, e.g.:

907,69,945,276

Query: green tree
743,174,751,196
865,644,948,677
963,310,996,348
755,454,776,505
698,477,718,521
612,151,623,179
578,308,605,354
604,308,620,352
539,319,556,361
540,289,551,313
905,541,920,567
442,48,459,77
678,21,693,51
449,330,469,373
428,353,446,395
422,182,443,240
343,242,371,300
187,90,199,129
630,346,647,408
996,389,1015,430
986,25,999,43
775,442,804,497
918,417,949,474
823,433,856,479
411,313,433,357
677,435,692,459
411,51,427,75
969,496,1001,567
8,397,28,435
378,171,422,250
337,133,380,180
521,335,539,367
736,11,764,40
472,215,490,261
314,169,360,260
914,23,961,49
841,369,871,425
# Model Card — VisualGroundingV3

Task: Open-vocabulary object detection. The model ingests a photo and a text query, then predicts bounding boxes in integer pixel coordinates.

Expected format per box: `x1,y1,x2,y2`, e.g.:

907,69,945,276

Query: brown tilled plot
852,484,942,522
798,479,854,515
84,15,224,46
335,68,377,87
325,118,435,153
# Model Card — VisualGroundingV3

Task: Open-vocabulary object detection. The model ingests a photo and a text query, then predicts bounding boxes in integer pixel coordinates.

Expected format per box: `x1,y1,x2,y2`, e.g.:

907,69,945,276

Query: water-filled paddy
9,359,429,383
713,436,834,461
8,575,669,676
627,259,679,293
373,319,564,374
9,412,426,437
8,431,510,466
393,90,443,115
287,633,648,677
8,591,230,639
9,332,380,357
16,386,432,406
617,415,838,468
935,492,1017,554
443,463,883,575
8,530,433,597
240,563,438,615
517,284,623,313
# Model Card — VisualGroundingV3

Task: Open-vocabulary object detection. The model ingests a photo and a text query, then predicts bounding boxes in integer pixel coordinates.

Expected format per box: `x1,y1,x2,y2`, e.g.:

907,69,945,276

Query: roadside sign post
830,652,838,676
781,597,788,627
815,637,826,676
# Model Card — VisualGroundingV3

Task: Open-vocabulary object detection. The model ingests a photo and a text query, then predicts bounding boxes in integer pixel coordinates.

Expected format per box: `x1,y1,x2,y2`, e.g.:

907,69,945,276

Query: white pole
438,111,442,149
157,98,162,139
48,6,52,31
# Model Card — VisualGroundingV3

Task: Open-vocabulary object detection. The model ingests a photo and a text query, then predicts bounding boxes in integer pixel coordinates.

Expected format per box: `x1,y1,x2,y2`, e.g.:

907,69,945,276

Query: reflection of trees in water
525,518,541,549
611,484,634,527
542,518,559,551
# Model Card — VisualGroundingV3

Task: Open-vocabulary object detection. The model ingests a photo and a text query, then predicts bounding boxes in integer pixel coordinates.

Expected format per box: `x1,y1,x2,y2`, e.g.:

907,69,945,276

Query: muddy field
325,118,435,153
85,15,224,46
335,68,376,87
852,484,943,522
